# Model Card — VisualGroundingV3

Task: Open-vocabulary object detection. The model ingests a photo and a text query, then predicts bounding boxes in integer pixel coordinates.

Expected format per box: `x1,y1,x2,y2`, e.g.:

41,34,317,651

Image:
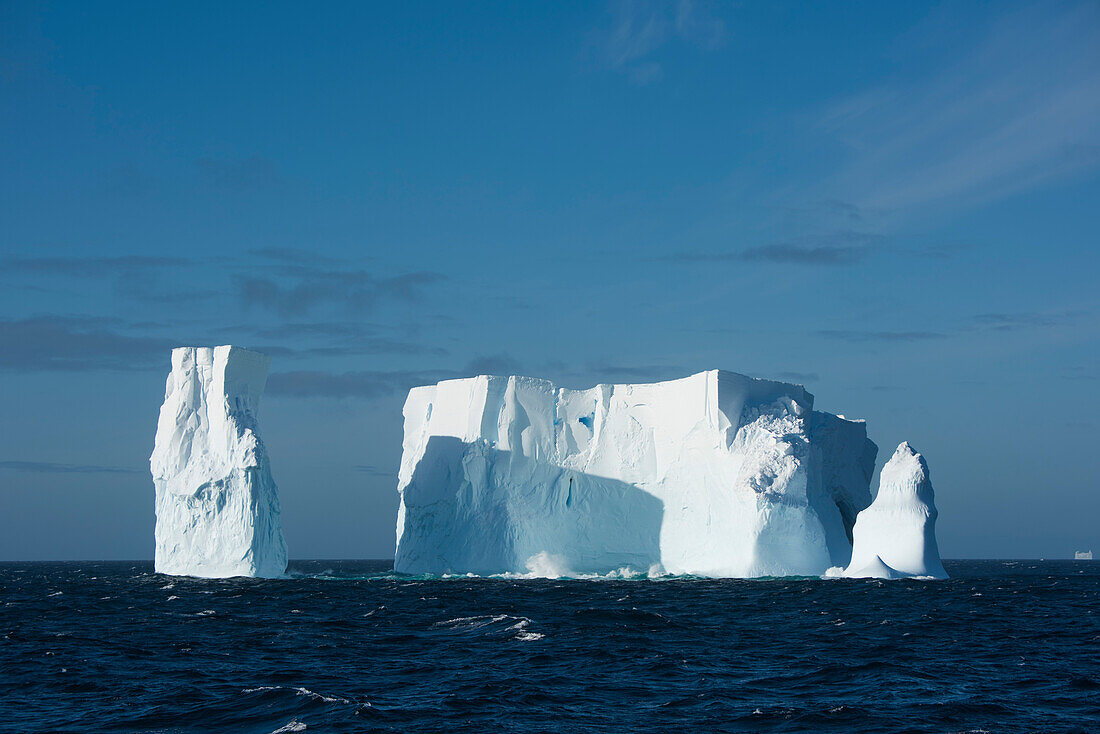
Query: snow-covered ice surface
844,442,947,579
395,370,878,578
150,346,287,578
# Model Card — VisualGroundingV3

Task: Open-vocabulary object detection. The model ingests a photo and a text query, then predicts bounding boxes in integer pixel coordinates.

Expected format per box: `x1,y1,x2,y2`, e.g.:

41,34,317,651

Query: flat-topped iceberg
395,370,877,577
844,442,947,579
150,346,287,578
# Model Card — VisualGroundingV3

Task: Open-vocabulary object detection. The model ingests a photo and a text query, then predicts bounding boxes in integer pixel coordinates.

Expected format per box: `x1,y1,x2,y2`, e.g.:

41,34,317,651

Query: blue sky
1,1,1098,560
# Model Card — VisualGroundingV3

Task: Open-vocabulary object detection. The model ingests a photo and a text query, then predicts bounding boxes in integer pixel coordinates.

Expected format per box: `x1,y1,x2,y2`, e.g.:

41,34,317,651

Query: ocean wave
431,614,545,641
242,686,353,705
7,559,1099,733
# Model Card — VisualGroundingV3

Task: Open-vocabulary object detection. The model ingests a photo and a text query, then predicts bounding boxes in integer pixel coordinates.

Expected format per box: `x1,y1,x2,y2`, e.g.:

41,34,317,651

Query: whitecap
243,686,351,704
270,721,307,733
432,614,544,641
433,614,513,629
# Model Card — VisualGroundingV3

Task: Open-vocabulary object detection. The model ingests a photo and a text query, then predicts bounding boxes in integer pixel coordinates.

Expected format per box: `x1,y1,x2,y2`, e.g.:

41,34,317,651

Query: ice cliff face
844,442,947,579
150,346,287,578
395,370,877,577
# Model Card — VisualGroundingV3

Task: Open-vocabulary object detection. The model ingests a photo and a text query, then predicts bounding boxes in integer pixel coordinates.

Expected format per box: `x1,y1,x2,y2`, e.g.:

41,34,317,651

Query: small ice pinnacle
844,442,947,579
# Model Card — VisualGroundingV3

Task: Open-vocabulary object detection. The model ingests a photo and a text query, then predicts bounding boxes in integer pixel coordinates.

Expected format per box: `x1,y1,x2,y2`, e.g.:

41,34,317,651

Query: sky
1,0,1098,561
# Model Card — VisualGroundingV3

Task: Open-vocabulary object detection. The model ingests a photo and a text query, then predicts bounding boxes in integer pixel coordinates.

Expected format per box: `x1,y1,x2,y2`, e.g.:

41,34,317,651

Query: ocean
2,560,1097,733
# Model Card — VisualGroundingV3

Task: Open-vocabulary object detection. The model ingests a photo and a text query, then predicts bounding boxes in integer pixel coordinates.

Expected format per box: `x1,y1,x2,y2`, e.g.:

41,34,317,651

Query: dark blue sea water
2,560,1098,733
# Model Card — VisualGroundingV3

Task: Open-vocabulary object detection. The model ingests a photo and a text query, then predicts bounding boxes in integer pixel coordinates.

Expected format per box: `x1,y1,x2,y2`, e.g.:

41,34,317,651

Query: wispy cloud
266,355,690,398
813,307,1091,346
3,250,446,316
266,369,455,399
818,199,863,223
913,242,974,260
580,364,686,382
815,330,946,343
235,269,445,316
354,464,395,477
248,247,346,266
0,312,455,374
598,0,726,84
0,459,143,474
738,243,867,265
665,232,884,265
821,2,1100,214
2,255,188,276
113,271,220,305
969,311,1084,332
776,371,819,384
0,246,454,370
219,322,448,357
2,254,223,306
266,354,534,399
464,353,522,376
0,316,172,371
195,155,282,191
1062,365,1098,382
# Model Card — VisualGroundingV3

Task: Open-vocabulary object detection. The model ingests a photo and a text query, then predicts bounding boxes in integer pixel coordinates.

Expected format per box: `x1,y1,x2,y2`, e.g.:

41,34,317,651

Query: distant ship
1075,550,1093,560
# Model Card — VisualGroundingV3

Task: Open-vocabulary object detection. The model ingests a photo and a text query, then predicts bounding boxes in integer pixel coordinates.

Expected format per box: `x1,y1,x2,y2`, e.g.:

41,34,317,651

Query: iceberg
150,346,287,578
395,370,877,577
844,442,947,579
